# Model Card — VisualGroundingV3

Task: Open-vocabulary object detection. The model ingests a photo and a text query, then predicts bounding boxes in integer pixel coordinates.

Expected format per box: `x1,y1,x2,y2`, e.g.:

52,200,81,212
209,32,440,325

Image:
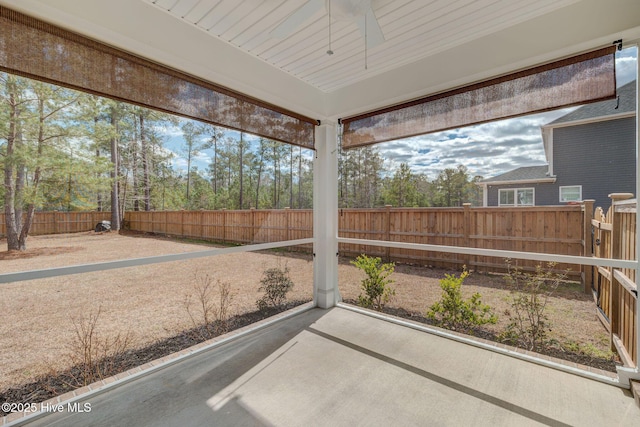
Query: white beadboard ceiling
144,0,581,93
1,0,640,119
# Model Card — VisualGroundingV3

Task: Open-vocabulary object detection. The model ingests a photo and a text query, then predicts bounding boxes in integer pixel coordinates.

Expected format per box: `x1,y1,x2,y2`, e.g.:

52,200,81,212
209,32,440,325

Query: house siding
486,116,635,210
553,117,635,210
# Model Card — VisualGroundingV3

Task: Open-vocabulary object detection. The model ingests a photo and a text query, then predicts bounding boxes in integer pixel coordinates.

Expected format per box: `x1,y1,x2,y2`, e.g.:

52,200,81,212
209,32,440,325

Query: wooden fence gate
592,194,638,367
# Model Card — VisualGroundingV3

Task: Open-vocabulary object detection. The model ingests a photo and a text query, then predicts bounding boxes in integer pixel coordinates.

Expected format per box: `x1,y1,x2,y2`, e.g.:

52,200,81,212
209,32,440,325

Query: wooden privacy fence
1,207,590,281
592,194,638,367
0,211,110,237
125,204,588,280
338,204,587,279
125,209,314,251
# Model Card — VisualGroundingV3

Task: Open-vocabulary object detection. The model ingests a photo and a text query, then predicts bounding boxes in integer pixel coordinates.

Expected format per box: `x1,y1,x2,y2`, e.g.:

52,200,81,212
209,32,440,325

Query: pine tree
1,75,83,249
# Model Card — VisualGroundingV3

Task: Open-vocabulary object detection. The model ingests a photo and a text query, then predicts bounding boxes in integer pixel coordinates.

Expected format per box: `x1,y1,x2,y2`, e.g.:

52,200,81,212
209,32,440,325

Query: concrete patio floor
12,306,640,426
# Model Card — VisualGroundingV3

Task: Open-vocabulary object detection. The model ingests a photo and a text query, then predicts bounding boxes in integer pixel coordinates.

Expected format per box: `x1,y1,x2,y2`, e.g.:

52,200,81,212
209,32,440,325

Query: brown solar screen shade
0,6,315,149
342,46,617,149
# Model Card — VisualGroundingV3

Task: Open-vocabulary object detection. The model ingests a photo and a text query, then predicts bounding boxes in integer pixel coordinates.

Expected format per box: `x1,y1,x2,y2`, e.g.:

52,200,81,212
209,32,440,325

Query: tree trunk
132,118,139,211
212,138,218,194
96,149,103,210
298,147,302,208
4,87,22,250
289,145,294,208
95,116,103,211
272,144,277,208
255,141,265,209
110,109,121,230
140,113,151,211
227,140,232,192
12,136,25,246
239,133,244,209
20,203,37,251
211,136,218,209
19,97,48,250
186,149,192,204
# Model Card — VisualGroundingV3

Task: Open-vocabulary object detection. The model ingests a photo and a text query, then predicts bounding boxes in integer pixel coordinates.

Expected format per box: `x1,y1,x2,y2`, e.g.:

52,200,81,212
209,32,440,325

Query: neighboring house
480,80,636,210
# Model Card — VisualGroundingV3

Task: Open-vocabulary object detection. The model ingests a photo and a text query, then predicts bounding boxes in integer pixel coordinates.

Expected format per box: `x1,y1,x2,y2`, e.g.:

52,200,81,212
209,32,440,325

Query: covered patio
12,306,640,426
1,0,640,425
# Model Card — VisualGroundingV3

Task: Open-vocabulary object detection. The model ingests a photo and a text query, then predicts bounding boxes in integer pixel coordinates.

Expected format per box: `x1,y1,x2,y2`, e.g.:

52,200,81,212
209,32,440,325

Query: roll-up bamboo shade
342,46,617,149
0,6,316,149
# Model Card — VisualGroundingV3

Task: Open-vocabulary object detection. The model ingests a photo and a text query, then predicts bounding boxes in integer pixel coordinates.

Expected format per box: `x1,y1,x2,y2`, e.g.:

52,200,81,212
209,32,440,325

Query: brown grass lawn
0,232,316,391
0,232,613,392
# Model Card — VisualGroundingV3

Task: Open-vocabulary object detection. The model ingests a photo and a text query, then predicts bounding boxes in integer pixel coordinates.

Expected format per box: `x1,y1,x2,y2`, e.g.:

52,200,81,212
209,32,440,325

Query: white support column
313,121,340,308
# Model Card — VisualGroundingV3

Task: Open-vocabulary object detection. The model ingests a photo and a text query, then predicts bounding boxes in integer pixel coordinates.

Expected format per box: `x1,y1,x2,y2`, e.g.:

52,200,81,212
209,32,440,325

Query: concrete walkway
14,307,640,426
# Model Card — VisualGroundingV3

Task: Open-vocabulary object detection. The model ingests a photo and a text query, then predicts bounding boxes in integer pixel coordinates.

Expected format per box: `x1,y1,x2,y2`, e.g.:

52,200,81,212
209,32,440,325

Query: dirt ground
0,232,612,392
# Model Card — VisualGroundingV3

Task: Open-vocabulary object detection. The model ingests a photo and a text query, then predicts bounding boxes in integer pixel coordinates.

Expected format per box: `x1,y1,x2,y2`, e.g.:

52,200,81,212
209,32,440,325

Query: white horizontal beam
337,237,638,270
0,238,314,284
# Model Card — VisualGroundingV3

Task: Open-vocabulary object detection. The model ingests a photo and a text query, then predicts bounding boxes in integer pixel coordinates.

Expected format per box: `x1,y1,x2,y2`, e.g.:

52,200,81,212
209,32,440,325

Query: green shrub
256,265,294,311
426,270,497,332
500,261,566,351
351,254,396,311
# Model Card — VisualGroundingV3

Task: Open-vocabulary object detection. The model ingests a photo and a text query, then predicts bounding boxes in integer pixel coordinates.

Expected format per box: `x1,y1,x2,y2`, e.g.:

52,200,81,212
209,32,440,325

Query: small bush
256,265,294,311
67,306,133,386
500,261,567,351
351,254,396,311
184,272,235,339
426,270,497,332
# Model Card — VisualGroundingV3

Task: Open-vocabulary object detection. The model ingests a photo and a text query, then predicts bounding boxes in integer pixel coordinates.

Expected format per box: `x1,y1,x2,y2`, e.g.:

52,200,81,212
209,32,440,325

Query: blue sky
164,47,637,181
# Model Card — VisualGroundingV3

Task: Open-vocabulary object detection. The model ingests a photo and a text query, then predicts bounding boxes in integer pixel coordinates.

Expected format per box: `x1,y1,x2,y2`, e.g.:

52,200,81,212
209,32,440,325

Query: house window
499,188,534,206
559,185,582,203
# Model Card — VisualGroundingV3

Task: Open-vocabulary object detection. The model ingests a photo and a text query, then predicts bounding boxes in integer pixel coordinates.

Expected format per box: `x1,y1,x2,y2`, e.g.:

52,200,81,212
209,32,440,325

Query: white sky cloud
376,108,572,179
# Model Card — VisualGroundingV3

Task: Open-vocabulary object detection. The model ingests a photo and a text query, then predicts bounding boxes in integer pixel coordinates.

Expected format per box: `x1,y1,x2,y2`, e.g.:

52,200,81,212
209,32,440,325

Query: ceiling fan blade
271,0,325,39
356,7,385,49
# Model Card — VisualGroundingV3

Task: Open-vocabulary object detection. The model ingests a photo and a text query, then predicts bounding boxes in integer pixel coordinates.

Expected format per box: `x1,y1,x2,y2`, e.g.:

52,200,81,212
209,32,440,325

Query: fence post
582,199,595,293
285,207,290,242
385,205,392,262
181,210,185,238
463,203,471,269
200,210,205,240
222,208,227,243
250,207,256,244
